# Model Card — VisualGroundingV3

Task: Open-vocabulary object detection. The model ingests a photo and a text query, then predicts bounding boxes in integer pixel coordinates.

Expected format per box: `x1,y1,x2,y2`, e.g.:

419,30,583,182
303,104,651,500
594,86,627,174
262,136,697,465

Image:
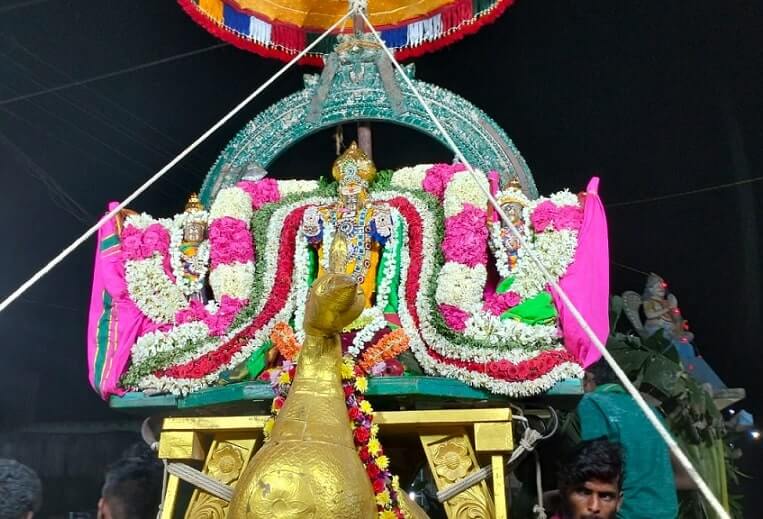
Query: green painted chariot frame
200,35,537,205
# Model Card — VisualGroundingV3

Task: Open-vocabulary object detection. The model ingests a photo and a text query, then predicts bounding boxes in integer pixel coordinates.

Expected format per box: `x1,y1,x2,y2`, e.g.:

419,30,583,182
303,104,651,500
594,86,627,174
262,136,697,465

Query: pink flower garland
175,295,249,336
121,223,173,277
422,163,465,199
208,217,254,269
530,200,583,232
439,304,470,331
442,203,488,267
482,289,521,316
236,178,280,210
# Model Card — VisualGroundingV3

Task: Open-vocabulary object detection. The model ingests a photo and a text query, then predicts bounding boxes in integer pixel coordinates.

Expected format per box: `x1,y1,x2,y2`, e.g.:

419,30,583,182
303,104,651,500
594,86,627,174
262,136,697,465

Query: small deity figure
178,193,208,302
302,142,393,308
623,273,694,343
488,179,530,279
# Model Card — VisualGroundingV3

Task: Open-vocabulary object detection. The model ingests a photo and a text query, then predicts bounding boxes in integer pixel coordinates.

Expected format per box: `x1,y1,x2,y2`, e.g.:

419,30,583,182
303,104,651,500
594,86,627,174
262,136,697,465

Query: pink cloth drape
551,177,610,367
87,203,158,399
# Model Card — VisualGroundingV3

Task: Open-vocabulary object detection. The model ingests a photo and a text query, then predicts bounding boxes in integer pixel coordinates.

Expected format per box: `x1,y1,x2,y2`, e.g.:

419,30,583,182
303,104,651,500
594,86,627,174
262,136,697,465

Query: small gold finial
332,141,377,186
184,193,204,213
507,177,522,191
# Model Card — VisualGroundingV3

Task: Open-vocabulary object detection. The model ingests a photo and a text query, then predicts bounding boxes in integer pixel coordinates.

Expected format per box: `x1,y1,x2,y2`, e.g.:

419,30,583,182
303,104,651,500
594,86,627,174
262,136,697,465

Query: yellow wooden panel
491,455,507,519
158,431,205,461
474,422,514,453
159,474,181,519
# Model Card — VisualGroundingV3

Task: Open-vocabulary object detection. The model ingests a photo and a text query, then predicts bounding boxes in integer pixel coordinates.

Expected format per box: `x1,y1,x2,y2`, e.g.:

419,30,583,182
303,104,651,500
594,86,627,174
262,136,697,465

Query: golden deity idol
227,272,377,518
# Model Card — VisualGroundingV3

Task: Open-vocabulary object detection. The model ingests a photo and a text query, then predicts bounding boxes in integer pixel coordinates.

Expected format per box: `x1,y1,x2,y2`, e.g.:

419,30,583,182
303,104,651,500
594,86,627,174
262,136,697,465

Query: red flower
348,406,361,421
354,427,370,444
358,446,371,462
366,463,381,479
343,384,354,397
372,478,387,493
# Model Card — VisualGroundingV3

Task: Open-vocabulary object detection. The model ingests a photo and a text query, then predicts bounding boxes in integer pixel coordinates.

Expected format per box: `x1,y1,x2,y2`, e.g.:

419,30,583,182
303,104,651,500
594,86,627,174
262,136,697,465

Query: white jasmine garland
347,307,387,357
373,209,400,311
510,229,578,298
130,321,210,366
123,213,160,230
488,222,512,279
549,189,579,206
443,170,489,217
292,228,311,344
209,262,255,301
277,179,319,197
125,254,187,323
209,186,253,223
390,164,430,191
434,262,487,311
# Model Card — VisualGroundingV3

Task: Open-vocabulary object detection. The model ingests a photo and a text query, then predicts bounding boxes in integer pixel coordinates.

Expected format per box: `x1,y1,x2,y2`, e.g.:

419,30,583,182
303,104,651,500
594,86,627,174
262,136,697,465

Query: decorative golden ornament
207,443,244,485
332,141,377,186
227,273,376,518
185,192,205,213
432,439,473,483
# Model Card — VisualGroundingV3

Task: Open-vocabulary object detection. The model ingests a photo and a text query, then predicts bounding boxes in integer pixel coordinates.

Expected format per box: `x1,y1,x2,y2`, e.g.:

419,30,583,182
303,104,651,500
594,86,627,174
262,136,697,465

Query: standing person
0,459,42,519
579,360,679,518
97,445,163,519
552,439,624,519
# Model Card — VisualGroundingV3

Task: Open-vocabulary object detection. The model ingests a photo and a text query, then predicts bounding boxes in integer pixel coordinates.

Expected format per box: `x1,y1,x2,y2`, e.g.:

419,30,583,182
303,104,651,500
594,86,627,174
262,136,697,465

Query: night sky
0,0,760,512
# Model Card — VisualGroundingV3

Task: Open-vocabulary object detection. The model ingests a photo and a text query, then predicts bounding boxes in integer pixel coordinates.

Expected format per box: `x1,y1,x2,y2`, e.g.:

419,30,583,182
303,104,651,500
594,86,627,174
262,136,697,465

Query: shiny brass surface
185,436,258,519
227,274,376,518
158,431,206,461
159,475,181,519
421,429,495,519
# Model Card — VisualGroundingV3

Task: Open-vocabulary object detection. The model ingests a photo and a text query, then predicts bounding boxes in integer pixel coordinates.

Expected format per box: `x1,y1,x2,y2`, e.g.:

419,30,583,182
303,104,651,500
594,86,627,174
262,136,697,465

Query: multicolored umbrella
178,0,516,66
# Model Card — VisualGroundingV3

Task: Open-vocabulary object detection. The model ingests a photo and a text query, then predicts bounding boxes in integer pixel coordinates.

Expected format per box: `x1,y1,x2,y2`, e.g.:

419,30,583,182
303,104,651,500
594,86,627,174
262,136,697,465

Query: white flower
209,262,255,300
123,213,158,230
277,179,319,197
435,262,486,311
511,229,578,298
390,164,430,191
443,170,489,217
125,254,187,323
131,321,210,365
209,186,253,223
550,189,579,206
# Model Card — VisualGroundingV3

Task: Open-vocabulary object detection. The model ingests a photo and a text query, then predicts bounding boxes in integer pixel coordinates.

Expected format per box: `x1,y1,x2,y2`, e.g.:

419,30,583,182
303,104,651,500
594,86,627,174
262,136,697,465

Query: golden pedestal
157,409,513,519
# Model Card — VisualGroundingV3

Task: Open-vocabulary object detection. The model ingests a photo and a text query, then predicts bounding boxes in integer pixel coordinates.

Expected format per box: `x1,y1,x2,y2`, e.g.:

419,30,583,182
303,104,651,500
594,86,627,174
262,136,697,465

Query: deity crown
184,193,205,213
332,141,377,186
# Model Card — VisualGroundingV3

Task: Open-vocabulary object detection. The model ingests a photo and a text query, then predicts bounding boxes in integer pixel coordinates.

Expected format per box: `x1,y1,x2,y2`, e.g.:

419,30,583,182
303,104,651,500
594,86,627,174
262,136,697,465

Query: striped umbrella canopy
178,0,516,66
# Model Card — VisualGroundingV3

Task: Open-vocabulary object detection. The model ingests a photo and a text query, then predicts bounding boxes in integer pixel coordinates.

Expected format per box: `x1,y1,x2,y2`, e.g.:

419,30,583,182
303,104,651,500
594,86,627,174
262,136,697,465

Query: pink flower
442,205,488,266
483,290,521,315
555,205,583,230
530,200,557,232
237,178,280,210
422,163,465,200
209,217,254,268
439,304,470,332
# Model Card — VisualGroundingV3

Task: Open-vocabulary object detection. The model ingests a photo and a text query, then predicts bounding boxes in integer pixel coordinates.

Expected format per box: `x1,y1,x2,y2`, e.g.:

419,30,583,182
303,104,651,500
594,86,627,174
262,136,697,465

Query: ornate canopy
179,0,516,66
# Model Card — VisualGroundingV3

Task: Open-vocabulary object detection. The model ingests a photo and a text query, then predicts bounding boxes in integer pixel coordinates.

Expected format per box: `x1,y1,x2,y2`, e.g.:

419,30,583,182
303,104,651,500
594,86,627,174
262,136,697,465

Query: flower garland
378,191,583,396
168,211,210,297
359,329,410,373
270,322,300,360
263,357,408,519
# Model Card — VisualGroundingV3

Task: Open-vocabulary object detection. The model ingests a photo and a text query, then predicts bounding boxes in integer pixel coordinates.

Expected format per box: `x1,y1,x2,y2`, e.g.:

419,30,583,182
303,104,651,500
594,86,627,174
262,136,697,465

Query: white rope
0,9,354,316
358,11,729,519
532,452,547,519
166,462,234,501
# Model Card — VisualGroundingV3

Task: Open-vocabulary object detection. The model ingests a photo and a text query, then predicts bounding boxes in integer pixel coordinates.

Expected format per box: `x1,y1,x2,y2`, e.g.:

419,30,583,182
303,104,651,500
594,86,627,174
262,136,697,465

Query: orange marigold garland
359,328,410,373
269,321,301,360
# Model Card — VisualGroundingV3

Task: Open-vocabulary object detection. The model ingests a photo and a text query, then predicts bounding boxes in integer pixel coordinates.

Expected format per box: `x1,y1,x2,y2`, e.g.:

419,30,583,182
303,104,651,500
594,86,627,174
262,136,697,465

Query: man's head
98,447,162,519
0,459,42,519
583,359,618,393
558,439,624,519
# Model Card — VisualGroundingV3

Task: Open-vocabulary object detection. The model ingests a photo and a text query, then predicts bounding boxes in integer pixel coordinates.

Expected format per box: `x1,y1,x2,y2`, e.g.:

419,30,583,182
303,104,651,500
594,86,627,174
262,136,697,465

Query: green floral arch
200,56,535,205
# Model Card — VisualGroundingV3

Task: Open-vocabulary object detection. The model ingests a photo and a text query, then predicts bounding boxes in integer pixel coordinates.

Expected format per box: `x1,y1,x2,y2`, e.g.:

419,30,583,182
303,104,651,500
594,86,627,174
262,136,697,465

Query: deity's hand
303,273,365,336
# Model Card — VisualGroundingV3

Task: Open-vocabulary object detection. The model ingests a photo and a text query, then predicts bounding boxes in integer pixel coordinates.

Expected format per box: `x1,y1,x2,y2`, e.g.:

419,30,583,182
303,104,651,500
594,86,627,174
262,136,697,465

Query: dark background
0,0,760,516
